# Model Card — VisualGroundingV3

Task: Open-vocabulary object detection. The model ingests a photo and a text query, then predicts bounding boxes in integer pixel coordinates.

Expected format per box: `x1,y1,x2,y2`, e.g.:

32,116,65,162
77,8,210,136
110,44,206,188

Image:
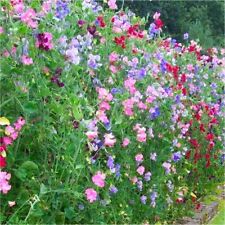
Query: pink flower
104,133,116,147
5,126,15,135
96,110,109,123
138,101,147,110
137,166,145,175
137,130,147,142
8,201,16,207
135,154,144,162
0,27,4,34
85,188,97,203
124,78,136,95
21,55,33,65
0,171,11,194
122,138,130,147
14,117,25,131
99,101,110,111
153,12,161,20
2,137,13,146
92,171,106,188
10,132,18,140
86,131,98,140
122,98,135,116
97,88,113,101
109,65,118,74
21,8,38,28
109,52,119,63
14,3,24,13
108,0,117,10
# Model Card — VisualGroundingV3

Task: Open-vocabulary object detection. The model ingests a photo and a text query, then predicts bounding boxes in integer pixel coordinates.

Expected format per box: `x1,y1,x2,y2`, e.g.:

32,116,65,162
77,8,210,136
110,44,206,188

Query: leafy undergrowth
0,0,225,224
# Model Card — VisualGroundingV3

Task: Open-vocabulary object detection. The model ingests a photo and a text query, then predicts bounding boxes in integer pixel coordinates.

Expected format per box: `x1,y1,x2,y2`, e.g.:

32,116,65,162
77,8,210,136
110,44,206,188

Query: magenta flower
85,188,97,203
36,32,53,51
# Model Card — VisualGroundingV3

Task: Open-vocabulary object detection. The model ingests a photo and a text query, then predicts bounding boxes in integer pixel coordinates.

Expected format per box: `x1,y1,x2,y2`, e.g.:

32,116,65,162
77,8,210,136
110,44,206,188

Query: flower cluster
0,117,25,194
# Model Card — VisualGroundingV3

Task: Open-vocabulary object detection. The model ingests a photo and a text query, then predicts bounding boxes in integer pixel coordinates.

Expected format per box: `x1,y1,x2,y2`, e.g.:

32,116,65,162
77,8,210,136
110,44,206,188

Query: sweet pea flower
0,27,4,34
108,0,117,10
135,154,144,162
21,55,33,65
85,188,97,203
8,201,16,207
92,171,106,188
109,52,119,63
104,133,116,147
86,130,98,140
137,166,145,175
122,138,130,147
0,171,11,194
21,8,38,28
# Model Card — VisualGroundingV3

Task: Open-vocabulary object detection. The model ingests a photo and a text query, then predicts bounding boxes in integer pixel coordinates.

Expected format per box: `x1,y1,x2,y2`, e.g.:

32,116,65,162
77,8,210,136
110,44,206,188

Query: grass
208,200,225,225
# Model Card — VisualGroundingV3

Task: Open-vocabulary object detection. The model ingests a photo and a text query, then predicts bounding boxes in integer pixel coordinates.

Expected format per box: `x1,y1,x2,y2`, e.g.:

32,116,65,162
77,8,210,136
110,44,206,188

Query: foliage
0,0,225,224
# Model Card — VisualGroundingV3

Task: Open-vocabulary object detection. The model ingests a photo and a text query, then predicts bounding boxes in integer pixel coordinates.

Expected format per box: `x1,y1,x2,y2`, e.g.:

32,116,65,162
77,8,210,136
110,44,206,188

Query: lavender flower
115,163,121,179
140,195,147,204
137,180,143,191
87,54,102,69
107,156,115,170
109,185,118,194
150,191,158,207
56,0,70,19
144,172,152,181
183,33,189,40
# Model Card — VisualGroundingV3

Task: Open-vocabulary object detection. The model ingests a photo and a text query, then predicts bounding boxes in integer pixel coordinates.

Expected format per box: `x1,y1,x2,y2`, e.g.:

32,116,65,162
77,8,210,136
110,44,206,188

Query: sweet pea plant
0,0,224,224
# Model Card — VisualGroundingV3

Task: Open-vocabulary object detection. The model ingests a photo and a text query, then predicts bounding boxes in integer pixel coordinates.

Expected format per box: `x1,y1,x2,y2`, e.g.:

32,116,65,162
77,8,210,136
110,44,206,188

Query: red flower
195,113,201,121
114,35,126,48
185,150,191,159
190,139,199,148
205,160,210,168
154,18,164,29
0,155,6,168
180,74,186,83
206,133,214,141
199,124,205,132
97,16,106,28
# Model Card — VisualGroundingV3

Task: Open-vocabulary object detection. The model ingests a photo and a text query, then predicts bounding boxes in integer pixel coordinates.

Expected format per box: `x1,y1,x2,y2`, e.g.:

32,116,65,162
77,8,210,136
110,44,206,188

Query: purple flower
78,204,85,210
107,156,115,170
137,180,143,191
183,33,189,40
140,195,147,204
78,20,86,27
150,152,157,161
160,59,167,74
109,185,118,194
172,152,182,162
115,163,121,179
144,172,152,181
150,191,158,207
56,0,70,19
149,106,160,120
87,54,102,69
